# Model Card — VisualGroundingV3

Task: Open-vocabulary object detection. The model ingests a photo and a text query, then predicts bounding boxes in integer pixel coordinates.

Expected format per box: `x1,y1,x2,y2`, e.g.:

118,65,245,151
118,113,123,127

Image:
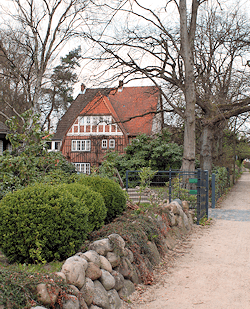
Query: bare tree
81,0,250,172
0,0,90,120
194,6,250,172
81,0,208,171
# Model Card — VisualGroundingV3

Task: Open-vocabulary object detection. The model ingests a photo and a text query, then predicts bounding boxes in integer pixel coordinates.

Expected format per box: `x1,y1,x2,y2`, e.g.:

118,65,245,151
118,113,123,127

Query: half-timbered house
52,84,161,173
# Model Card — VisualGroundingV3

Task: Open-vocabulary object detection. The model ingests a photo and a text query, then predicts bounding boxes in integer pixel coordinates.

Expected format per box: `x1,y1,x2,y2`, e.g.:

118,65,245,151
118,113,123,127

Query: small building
0,121,11,155
52,84,162,173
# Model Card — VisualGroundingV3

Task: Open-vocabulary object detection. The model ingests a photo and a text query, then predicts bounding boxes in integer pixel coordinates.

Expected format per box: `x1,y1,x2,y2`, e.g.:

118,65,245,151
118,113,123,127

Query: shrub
64,183,107,231
0,112,76,200
76,175,127,223
0,183,89,264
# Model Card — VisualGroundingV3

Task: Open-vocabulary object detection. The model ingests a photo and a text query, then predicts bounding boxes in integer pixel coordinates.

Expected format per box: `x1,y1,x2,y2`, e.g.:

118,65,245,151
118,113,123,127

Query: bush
0,183,89,264
0,112,76,200
64,183,107,231
76,175,127,223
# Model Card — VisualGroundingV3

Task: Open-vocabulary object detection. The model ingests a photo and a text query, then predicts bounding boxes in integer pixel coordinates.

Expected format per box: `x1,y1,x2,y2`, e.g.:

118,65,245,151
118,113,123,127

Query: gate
126,169,209,224
196,169,209,224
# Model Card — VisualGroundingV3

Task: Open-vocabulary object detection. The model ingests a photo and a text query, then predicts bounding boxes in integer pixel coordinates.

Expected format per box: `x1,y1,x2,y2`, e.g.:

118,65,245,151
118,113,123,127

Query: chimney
118,80,123,92
81,83,86,94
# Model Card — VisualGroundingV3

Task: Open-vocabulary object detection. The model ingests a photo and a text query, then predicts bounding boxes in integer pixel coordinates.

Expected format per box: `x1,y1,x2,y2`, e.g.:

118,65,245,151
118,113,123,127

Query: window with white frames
109,139,115,148
74,163,90,174
72,140,91,151
102,139,107,148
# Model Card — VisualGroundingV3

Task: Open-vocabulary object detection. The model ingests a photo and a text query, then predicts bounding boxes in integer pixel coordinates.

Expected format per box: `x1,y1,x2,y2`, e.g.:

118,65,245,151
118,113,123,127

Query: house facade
52,85,162,173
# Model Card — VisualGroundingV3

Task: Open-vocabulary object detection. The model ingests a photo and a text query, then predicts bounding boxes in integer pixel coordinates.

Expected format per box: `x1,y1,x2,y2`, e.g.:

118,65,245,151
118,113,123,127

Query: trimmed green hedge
76,175,127,223
0,183,89,264
64,183,107,231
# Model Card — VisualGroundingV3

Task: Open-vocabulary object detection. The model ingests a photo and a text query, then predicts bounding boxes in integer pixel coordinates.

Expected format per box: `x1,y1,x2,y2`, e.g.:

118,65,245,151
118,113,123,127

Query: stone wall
31,199,193,309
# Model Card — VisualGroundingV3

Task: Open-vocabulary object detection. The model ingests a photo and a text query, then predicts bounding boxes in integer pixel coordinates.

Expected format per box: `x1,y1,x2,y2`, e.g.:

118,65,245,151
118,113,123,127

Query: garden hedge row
0,176,126,264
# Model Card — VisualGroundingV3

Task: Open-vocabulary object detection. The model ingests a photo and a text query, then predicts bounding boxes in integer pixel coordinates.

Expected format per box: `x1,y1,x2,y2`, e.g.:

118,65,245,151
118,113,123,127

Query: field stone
79,296,88,309
107,289,122,309
100,255,112,273
93,280,110,309
68,285,79,296
173,198,183,207
108,234,125,251
183,212,191,230
31,307,47,309
82,250,101,267
54,272,67,281
166,201,181,215
111,271,125,291
106,252,121,268
61,257,86,289
117,280,135,299
65,256,88,270
36,283,59,306
74,253,89,270
80,277,95,306
182,200,189,211
100,269,115,290
168,212,178,226
89,305,102,309
89,239,114,255
117,257,138,284
85,262,102,281
187,212,194,225
61,295,80,309
123,248,134,263
146,241,161,265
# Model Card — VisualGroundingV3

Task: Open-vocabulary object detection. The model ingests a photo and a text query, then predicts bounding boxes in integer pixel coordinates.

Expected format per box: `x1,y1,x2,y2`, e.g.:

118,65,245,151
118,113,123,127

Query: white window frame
72,140,91,151
74,163,90,174
102,139,107,149
109,139,115,148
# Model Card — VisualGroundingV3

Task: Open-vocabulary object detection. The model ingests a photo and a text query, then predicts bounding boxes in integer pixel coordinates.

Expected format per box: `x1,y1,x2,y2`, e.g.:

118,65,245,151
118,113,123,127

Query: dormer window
67,115,122,136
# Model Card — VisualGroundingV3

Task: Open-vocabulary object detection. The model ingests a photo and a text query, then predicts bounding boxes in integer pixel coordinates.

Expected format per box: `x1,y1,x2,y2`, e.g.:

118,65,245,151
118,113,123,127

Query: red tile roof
53,86,159,140
108,86,159,136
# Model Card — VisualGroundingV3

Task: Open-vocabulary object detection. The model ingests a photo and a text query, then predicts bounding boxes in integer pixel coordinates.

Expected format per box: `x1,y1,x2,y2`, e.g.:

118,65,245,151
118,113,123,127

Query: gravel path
124,172,250,309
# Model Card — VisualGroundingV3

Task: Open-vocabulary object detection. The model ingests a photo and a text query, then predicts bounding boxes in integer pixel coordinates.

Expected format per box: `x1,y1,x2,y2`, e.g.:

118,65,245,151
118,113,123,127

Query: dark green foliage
212,166,230,199
0,111,76,199
64,183,107,231
0,183,89,264
76,175,127,223
121,130,182,170
98,131,183,183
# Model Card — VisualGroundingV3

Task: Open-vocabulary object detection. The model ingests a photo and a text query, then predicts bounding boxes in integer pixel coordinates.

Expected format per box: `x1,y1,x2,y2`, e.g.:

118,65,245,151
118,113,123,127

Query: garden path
123,172,250,309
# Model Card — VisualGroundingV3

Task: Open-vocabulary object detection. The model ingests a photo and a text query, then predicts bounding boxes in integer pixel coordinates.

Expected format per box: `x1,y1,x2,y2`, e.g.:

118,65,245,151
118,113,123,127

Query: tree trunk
200,125,213,173
180,0,197,171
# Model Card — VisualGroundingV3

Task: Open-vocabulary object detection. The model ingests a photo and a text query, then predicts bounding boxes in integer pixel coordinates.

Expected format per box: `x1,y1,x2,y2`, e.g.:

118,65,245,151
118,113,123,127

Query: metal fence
126,169,209,223
211,168,231,208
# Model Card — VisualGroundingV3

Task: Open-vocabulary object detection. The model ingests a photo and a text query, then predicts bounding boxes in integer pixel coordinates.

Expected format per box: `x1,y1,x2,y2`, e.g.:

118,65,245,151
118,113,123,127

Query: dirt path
124,172,250,309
